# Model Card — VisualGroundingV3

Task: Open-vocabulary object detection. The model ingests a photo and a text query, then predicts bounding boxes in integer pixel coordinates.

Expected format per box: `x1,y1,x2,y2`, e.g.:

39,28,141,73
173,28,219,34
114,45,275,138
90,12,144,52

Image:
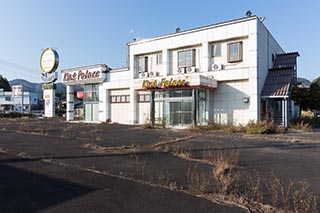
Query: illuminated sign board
63,69,101,82
142,78,188,89
40,48,59,74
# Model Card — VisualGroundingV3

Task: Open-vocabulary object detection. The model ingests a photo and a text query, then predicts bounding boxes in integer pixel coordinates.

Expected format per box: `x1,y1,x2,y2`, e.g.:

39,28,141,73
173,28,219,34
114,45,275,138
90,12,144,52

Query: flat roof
128,16,258,46
61,64,110,73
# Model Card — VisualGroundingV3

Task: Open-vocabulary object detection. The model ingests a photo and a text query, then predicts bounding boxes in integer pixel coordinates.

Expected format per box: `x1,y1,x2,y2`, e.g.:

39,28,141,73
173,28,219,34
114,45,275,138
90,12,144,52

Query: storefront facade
62,16,298,127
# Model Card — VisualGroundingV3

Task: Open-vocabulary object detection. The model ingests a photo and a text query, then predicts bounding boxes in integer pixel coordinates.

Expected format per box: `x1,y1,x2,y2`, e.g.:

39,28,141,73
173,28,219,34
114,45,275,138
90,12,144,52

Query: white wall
256,20,285,120
109,89,131,124
126,17,260,125
213,80,250,125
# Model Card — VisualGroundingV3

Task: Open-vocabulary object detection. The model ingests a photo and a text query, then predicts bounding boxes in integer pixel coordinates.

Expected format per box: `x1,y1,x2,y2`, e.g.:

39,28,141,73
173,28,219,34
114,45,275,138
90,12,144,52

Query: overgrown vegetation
0,112,35,118
190,119,287,134
290,120,313,131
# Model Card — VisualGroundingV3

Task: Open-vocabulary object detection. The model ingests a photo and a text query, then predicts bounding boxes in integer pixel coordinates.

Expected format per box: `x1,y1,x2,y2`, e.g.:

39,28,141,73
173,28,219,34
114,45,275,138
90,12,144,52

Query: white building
0,86,39,112
62,16,299,127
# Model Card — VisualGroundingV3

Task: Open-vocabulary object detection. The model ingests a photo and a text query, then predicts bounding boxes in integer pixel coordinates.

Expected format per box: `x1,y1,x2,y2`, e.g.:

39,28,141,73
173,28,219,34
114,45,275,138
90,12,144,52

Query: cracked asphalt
1,120,320,212
0,130,244,213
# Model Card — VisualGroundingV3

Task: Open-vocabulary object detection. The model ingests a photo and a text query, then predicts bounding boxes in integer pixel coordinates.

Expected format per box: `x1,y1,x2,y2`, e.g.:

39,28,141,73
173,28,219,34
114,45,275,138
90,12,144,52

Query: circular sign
40,48,59,74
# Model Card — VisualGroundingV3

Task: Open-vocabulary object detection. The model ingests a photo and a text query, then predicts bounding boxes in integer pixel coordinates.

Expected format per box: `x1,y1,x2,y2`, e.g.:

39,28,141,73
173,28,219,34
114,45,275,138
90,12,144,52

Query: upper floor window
156,53,162,65
178,49,195,67
138,57,148,72
211,43,221,57
228,42,243,63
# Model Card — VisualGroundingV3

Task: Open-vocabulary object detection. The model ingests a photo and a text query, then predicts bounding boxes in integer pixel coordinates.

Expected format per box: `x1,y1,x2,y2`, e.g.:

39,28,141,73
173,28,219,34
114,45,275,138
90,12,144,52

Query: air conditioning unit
148,72,160,77
177,67,185,74
212,64,224,71
186,66,196,73
139,72,149,78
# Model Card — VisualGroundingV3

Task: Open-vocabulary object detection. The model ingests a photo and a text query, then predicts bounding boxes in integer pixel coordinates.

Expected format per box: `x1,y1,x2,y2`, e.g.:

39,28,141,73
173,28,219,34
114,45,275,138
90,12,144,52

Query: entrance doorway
84,103,99,122
84,84,99,122
166,101,192,126
153,89,206,127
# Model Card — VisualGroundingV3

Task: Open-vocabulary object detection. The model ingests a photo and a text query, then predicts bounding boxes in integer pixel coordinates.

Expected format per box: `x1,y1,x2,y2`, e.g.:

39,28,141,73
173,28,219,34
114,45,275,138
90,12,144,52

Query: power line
0,58,40,76
0,65,39,78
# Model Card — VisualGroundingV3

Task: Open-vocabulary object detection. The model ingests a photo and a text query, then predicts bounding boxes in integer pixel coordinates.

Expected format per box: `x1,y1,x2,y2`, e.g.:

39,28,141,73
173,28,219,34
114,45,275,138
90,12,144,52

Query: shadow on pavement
0,162,95,213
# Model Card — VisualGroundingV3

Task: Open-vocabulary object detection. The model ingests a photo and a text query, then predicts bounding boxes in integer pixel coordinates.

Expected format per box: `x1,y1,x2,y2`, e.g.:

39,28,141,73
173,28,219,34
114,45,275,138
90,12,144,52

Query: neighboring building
62,16,299,127
0,86,39,112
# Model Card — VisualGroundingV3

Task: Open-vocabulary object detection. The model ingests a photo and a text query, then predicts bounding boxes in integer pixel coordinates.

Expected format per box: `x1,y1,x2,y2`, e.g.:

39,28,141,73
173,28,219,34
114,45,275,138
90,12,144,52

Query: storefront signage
40,48,59,74
142,78,188,89
63,69,101,82
42,83,56,90
43,89,55,117
40,48,59,117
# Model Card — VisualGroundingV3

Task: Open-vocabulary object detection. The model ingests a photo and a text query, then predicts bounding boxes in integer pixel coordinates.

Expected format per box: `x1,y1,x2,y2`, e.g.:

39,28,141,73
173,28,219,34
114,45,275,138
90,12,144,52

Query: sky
0,0,319,83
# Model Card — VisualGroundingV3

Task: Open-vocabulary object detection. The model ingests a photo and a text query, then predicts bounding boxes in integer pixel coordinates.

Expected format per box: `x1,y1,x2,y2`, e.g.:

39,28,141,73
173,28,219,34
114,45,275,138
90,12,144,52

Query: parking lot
0,118,320,212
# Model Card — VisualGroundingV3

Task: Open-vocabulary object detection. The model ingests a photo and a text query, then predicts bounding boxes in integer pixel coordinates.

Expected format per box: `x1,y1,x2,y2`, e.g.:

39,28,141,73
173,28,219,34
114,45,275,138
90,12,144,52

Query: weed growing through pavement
291,120,313,132
187,164,210,194
0,147,8,154
134,156,147,179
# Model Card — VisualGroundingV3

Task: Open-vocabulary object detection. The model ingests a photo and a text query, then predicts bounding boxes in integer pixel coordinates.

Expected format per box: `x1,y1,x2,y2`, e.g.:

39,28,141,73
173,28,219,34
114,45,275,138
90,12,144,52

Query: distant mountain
297,77,312,88
9,79,66,94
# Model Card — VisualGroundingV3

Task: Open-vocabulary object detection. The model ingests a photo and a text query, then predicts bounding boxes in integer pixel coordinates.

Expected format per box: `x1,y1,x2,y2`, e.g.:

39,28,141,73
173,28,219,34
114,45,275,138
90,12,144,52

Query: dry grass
291,120,313,132
187,164,210,194
134,156,147,178
0,147,8,154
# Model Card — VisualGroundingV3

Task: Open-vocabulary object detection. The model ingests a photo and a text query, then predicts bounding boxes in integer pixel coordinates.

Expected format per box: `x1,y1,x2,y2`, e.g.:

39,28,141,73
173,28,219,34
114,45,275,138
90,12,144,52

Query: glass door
167,101,192,126
84,103,99,122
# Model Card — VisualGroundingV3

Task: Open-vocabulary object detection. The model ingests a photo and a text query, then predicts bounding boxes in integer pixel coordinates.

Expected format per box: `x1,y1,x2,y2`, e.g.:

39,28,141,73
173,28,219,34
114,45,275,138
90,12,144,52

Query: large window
228,42,243,62
138,57,148,72
84,84,99,102
211,43,221,57
178,49,195,67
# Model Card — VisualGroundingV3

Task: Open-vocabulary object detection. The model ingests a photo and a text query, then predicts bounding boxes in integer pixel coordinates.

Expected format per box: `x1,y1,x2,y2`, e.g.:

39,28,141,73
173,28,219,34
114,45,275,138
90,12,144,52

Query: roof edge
128,16,257,46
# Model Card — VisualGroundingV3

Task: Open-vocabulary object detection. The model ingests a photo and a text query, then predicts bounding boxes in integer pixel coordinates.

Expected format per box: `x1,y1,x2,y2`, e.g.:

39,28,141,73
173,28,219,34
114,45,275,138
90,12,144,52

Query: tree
0,75,11,91
292,77,320,115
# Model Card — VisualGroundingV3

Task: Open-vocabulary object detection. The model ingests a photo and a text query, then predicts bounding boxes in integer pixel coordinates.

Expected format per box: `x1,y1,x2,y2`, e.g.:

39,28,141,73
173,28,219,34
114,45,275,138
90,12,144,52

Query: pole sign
40,48,59,117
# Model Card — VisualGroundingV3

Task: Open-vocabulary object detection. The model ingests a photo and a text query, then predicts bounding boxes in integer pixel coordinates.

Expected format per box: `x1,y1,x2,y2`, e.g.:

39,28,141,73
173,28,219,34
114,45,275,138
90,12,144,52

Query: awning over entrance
261,52,300,98
261,68,294,98
260,52,300,127
134,75,218,91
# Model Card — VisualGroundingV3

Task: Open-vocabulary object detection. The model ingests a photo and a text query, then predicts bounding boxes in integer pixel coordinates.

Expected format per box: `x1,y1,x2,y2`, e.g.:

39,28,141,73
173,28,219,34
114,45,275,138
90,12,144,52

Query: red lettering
64,70,101,82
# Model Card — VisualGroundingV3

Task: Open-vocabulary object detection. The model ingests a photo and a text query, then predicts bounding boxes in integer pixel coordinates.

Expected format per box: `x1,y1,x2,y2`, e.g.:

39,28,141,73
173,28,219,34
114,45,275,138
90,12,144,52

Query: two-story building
0,86,39,113
62,15,299,127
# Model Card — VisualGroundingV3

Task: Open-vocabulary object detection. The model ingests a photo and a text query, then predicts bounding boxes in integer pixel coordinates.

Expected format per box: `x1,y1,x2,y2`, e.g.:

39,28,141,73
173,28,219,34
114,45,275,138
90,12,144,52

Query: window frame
138,94,151,103
156,53,162,65
227,41,243,63
137,56,148,72
178,49,196,68
110,95,130,103
211,43,221,57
